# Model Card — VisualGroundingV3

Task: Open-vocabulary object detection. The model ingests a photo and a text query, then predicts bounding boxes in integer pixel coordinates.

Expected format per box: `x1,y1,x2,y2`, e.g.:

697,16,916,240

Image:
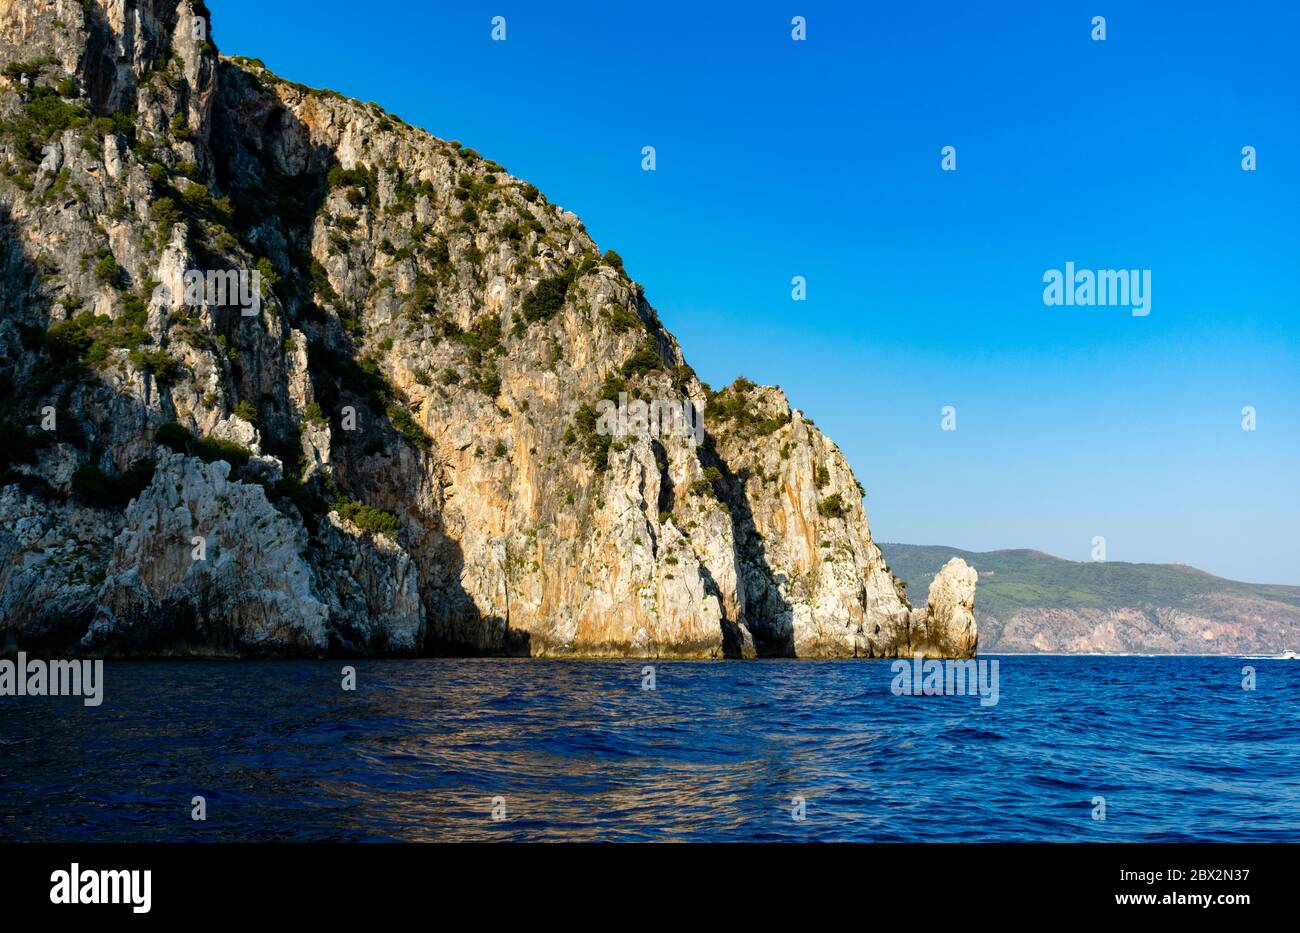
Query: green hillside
880,544,1300,623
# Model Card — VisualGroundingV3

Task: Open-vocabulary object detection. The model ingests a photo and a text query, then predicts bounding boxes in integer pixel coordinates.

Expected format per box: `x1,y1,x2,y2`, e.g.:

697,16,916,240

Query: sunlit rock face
914,558,979,658
0,0,973,658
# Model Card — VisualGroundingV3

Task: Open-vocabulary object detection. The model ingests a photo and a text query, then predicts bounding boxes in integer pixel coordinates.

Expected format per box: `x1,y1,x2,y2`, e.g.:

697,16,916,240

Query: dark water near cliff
2,656,1297,842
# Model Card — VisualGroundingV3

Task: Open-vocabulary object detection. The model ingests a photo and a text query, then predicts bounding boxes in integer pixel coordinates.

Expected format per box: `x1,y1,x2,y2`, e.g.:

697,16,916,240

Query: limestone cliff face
0,0,975,658
916,558,978,656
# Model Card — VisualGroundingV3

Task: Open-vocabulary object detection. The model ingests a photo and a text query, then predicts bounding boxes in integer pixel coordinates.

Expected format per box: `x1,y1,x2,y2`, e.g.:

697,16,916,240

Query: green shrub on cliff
2,56,57,82
385,401,432,451
620,344,663,379
475,362,502,397
1,85,89,164
302,402,327,428
573,403,612,472
332,497,400,536
309,258,337,304
46,298,151,369
91,249,120,286
705,377,791,439
149,196,183,243
155,422,193,453
817,493,846,519
599,372,626,402
602,303,643,332
194,436,252,468
45,314,97,360
454,313,502,354
326,163,377,210
521,273,571,323
71,459,156,509
129,347,181,385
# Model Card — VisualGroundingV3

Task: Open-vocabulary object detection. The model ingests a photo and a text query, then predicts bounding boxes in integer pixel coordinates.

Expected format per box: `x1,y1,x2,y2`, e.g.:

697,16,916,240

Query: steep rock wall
0,0,975,658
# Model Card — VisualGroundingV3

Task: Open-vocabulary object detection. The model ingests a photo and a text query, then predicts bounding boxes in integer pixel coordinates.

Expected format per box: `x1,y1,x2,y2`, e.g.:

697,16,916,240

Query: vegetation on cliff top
706,377,791,438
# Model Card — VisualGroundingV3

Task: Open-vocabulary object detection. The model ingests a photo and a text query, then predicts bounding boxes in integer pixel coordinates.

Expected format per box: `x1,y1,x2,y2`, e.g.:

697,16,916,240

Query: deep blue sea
1,656,1297,842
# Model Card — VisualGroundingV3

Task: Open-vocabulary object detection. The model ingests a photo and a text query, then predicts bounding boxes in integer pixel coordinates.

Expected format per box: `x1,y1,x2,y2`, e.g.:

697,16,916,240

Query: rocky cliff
0,0,975,659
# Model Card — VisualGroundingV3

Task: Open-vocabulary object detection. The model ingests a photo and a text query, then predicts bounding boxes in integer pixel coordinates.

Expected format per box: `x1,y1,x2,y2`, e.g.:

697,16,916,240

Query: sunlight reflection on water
2,656,1297,841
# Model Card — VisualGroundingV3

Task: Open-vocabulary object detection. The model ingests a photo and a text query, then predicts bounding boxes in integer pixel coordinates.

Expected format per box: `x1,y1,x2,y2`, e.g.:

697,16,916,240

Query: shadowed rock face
0,0,975,659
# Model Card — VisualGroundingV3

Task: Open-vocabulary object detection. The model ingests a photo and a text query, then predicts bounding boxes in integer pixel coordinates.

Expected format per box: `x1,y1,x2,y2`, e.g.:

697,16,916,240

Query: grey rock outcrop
82,453,424,655
0,484,106,649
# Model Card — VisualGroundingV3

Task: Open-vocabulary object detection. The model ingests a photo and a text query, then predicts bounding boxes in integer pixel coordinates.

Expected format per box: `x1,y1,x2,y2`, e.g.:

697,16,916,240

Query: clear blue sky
212,0,1299,584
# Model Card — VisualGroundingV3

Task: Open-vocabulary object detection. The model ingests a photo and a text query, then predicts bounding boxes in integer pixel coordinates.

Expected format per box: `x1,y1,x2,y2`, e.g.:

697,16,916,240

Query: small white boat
1282,650,1300,660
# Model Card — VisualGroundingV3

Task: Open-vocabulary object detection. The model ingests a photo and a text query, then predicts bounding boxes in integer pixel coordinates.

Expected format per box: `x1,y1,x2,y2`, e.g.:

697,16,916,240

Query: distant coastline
882,543,1300,657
